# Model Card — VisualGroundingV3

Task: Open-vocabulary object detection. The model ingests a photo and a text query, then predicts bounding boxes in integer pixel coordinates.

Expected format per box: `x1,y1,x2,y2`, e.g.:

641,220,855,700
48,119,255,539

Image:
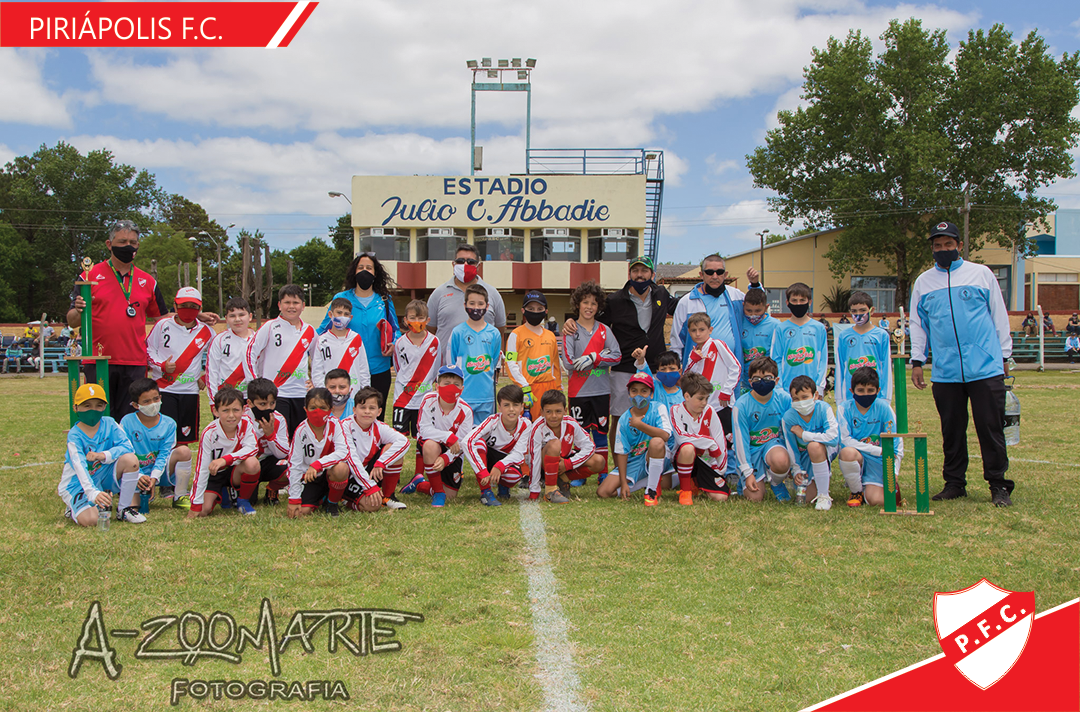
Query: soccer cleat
383,496,407,510
323,501,340,517
497,485,511,500
172,495,191,510
544,490,570,504
431,492,447,508
263,489,280,506
236,500,257,516
991,488,1013,507
770,482,791,502
846,491,864,508
400,473,426,495
117,506,146,524
679,490,693,506
813,494,833,511
569,479,586,487
479,489,502,507
932,486,967,501
597,472,608,485
644,489,659,507
159,486,175,500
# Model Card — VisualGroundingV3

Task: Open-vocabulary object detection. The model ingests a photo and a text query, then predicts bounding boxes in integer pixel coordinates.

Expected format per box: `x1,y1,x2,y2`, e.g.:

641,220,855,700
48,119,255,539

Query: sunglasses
748,376,776,384
702,268,726,276
454,257,479,266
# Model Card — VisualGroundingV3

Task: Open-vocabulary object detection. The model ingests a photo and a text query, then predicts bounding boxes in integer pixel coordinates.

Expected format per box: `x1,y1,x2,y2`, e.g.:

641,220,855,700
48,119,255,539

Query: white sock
646,457,664,493
839,459,862,493
118,470,140,511
768,469,788,485
811,460,831,497
174,461,192,498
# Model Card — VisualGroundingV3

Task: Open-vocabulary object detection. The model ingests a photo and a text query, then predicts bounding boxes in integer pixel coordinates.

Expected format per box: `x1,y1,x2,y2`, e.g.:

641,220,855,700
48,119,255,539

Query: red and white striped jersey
286,417,352,504
392,332,440,410
311,330,370,394
244,317,317,399
670,402,727,470
242,408,290,460
146,316,214,395
522,416,596,494
340,417,409,485
464,413,530,475
686,337,742,410
417,392,474,461
191,417,259,510
206,329,254,398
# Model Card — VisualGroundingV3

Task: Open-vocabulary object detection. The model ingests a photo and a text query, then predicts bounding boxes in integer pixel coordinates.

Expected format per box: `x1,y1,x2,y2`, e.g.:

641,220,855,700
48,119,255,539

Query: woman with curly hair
317,253,401,410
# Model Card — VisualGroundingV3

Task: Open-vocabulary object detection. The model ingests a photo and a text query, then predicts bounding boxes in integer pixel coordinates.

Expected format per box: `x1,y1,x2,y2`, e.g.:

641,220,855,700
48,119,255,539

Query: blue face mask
330,316,350,330
751,379,776,396
630,394,650,410
851,312,870,326
655,371,681,389
853,392,877,408
746,312,766,325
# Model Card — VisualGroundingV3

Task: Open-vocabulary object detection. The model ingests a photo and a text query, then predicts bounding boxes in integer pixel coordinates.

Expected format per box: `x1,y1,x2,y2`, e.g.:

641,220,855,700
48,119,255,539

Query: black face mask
355,270,375,290
251,406,275,421
704,283,726,297
111,244,137,264
630,279,653,295
787,302,809,318
934,249,959,269
524,310,547,326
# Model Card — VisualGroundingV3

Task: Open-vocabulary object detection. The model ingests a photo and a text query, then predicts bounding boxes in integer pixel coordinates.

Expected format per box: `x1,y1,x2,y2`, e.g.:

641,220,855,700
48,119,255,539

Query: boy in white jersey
146,287,215,444
286,387,352,517
312,297,371,399
244,285,317,437
243,378,291,507
188,387,261,518
341,386,410,511
670,372,731,505
412,365,474,507
392,299,440,483
206,297,254,399
525,390,606,503
464,384,530,506
781,375,839,511
120,378,192,507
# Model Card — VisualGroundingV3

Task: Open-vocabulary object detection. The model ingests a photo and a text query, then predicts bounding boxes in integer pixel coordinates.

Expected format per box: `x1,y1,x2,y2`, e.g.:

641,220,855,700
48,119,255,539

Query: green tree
135,225,197,305
747,19,1080,307
0,223,30,322
291,236,343,307
328,213,353,266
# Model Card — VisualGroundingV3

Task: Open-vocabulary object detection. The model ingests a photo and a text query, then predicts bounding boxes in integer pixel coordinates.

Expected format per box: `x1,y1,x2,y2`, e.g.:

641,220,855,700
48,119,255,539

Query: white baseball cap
174,287,203,305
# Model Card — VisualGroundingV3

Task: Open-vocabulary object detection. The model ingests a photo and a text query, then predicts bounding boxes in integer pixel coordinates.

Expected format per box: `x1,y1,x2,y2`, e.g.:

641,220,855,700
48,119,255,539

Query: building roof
654,263,699,283
724,227,843,260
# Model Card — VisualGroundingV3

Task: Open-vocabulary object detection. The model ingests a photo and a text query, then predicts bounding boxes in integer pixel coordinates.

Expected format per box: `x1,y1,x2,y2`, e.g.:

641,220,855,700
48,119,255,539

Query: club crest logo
598,416,607,427
138,278,147,287
936,222,949,230
933,579,1035,689
195,338,205,348
429,347,438,357
348,348,358,357
301,338,310,347
182,426,191,436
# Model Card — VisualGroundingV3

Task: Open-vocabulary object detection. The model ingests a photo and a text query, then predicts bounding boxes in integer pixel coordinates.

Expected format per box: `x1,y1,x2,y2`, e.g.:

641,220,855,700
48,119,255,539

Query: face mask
331,392,350,406
792,399,816,416
656,371,681,389
746,313,766,325
630,279,653,295
630,394,650,410
438,384,462,404
330,316,351,330
751,379,776,396
704,283,726,297
454,263,478,284
111,244,137,264
851,312,870,326
251,406,275,421
76,409,104,426
177,307,200,323
406,319,428,333
523,310,547,326
306,408,331,428
466,307,487,322
137,402,161,417
355,270,375,291
934,249,959,269
787,302,809,318
853,393,877,408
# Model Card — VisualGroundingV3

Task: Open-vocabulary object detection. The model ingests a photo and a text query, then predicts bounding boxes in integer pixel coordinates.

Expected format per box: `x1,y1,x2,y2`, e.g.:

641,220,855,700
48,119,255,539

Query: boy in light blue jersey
120,378,193,508
449,283,503,422
782,375,839,511
739,288,780,393
731,356,793,503
632,347,683,413
603,372,673,506
59,383,143,527
770,282,828,397
837,366,902,508
833,291,893,405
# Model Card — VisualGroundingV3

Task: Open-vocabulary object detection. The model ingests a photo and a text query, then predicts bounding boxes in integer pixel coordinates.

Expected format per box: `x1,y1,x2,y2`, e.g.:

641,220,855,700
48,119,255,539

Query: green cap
629,255,654,271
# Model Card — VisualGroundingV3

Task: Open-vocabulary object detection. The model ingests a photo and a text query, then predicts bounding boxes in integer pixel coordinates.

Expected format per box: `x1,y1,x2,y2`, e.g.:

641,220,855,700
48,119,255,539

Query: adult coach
909,220,1014,507
427,243,507,365
670,254,761,364
67,220,218,422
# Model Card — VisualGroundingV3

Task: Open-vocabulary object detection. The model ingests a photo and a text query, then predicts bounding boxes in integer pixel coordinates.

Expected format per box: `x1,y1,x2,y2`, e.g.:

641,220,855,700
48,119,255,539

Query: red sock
426,463,444,493
381,465,402,498
268,474,288,493
237,470,260,502
594,447,608,475
414,450,424,484
327,478,347,504
543,456,560,488
416,481,432,495
676,460,694,492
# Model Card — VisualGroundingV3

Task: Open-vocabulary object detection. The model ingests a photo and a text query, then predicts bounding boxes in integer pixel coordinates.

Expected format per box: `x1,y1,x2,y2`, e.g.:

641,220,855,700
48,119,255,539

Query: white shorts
608,372,633,417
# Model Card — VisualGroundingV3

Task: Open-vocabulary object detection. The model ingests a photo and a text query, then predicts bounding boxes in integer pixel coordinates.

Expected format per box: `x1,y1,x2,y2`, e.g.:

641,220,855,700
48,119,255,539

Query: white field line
0,460,61,471
517,494,588,712
971,454,1080,468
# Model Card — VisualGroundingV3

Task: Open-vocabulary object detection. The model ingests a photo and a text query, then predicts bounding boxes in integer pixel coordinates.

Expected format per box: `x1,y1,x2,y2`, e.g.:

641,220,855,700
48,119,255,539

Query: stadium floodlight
481,57,491,67
498,59,509,68
469,55,536,176
511,58,521,67
518,70,528,80
467,60,478,69
526,58,536,68
487,69,498,78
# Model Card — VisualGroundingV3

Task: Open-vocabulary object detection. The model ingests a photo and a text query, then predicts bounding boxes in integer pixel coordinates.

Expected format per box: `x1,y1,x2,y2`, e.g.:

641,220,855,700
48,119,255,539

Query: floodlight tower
465,57,536,175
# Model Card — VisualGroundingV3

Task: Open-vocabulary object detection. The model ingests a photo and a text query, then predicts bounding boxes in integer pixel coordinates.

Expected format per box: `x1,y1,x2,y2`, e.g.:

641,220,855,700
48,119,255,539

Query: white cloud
0,144,15,167
0,49,73,128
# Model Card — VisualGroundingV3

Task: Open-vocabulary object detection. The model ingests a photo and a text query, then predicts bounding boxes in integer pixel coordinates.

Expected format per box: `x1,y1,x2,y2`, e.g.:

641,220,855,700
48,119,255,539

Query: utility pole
962,187,971,260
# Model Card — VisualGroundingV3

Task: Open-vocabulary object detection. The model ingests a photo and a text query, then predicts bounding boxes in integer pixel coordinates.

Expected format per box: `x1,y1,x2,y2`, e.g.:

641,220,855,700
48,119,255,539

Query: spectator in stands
1043,313,1056,336
59,325,73,347
837,314,851,325
43,324,56,343
1066,313,1079,336
1021,313,1037,336
3,345,24,374
818,315,832,335
1065,333,1080,364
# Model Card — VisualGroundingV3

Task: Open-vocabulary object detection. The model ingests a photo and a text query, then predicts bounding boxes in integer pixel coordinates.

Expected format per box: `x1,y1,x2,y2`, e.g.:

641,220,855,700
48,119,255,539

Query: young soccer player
188,387,261,517
244,285,317,437
285,387,352,517
523,390,606,503
120,378,192,507
770,283,828,397
562,280,621,482
506,290,562,420
341,386,410,511
732,356,794,503
206,297,255,399
782,375,839,511
449,284,502,422
464,384,531,506
392,299,440,485
146,287,215,444
243,377,292,506
669,372,731,505
740,288,780,392
412,364,475,507
606,373,672,505
632,347,684,412
833,291,893,404
59,383,143,526
312,297,371,401
685,311,741,411
837,366,903,507
325,368,355,421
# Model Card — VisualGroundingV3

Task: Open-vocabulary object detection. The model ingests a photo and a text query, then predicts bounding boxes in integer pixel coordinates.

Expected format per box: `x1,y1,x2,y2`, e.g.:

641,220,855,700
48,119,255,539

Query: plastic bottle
795,478,808,505
97,505,110,532
139,491,151,514
1004,383,1020,446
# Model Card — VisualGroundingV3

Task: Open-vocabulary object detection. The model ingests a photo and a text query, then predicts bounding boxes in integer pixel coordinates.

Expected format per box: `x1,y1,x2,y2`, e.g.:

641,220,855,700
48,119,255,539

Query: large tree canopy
747,19,1080,307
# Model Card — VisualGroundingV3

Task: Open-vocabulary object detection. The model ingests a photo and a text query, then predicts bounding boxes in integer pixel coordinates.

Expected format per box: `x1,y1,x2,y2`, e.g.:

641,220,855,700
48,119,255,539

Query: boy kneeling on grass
464,384,531,506
604,372,672,505
837,366,903,508
121,378,192,509
242,378,292,507
524,390,606,503
189,387,261,518
781,375,839,511
60,383,143,526
341,386,410,512
670,372,731,505
731,356,794,503
286,387,352,518
404,364,475,508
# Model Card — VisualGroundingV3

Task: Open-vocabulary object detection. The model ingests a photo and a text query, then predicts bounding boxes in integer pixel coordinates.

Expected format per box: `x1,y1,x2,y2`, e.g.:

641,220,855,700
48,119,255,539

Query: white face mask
137,401,162,417
792,399,816,416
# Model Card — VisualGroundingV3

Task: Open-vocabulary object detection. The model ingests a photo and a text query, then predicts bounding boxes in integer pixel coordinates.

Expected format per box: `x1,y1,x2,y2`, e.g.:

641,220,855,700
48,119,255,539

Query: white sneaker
117,507,147,523
383,497,407,510
813,494,833,511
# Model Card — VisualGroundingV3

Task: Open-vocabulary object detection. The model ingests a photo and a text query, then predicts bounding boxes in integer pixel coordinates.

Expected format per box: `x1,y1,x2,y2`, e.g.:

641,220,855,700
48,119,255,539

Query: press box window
476,228,525,261
587,228,639,262
530,228,581,262
418,228,468,261
357,228,410,262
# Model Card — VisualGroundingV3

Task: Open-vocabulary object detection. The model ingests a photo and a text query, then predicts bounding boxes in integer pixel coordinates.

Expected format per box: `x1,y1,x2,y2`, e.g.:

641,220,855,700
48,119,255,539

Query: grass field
0,369,1078,711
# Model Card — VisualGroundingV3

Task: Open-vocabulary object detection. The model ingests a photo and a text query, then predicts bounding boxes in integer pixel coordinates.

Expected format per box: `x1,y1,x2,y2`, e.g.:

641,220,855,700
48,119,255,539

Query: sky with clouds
3,0,1080,263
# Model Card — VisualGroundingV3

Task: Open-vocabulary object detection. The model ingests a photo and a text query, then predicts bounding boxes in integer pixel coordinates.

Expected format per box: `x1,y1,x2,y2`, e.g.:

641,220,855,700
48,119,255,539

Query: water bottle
795,479,808,505
139,491,151,514
1004,382,1020,446
97,505,110,532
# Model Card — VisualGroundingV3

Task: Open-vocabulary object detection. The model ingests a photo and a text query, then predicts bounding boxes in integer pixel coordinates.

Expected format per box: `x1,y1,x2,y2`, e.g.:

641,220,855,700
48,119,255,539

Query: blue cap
438,364,465,380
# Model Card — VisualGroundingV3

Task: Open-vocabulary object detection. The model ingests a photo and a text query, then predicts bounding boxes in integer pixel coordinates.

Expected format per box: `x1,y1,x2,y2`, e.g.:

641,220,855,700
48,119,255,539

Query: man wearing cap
67,220,219,421
909,220,1014,506
426,244,507,365
671,254,763,367
505,290,562,420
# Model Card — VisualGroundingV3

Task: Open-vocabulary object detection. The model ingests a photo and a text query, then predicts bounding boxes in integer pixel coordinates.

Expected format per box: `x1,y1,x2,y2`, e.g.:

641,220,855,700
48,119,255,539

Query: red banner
0,2,318,47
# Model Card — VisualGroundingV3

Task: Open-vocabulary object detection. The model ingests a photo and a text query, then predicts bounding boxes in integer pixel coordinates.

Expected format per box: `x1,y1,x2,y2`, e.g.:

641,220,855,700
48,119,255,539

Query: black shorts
419,439,464,490
299,476,330,507
259,457,287,483
691,457,730,495
161,392,200,444
276,397,307,438
83,363,144,422
205,464,238,495
345,450,381,497
392,407,420,437
569,395,610,435
486,447,509,470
